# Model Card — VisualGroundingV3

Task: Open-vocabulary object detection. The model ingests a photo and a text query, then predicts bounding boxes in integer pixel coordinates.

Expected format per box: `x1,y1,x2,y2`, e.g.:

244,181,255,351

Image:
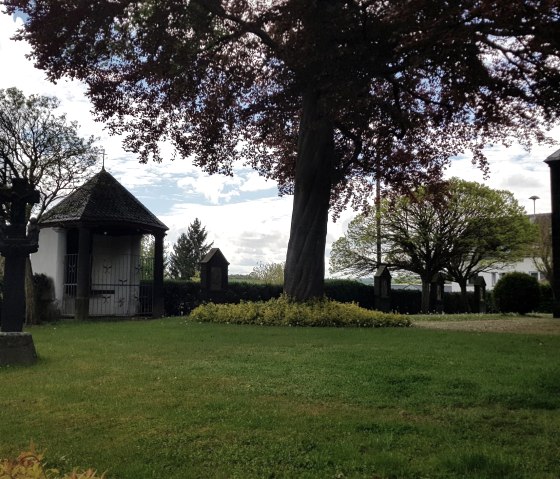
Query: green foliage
0,87,99,221
188,295,411,328
249,261,285,284
162,280,202,316
493,273,541,315
168,218,213,280
330,179,537,313
324,279,375,309
0,445,106,478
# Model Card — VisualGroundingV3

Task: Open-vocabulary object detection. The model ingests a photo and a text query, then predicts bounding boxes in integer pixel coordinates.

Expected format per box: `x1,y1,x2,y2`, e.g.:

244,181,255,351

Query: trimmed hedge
162,278,552,317
188,295,411,328
162,279,373,316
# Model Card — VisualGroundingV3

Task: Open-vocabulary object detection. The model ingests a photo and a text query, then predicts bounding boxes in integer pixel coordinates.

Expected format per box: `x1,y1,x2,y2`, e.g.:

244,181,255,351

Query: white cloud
445,129,560,216
239,170,278,193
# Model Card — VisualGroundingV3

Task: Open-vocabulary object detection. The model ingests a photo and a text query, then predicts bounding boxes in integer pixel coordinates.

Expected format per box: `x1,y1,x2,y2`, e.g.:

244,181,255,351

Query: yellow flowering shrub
188,295,410,328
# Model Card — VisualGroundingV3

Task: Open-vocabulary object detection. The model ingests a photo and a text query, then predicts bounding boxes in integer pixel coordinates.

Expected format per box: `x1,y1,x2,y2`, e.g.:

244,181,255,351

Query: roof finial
101,148,106,171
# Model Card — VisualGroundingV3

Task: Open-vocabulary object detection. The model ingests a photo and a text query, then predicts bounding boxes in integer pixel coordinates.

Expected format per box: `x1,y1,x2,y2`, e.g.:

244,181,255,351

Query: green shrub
188,295,411,328
493,272,541,315
538,281,554,313
32,274,60,323
324,279,375,309
391,289,422,314
163,280,202,316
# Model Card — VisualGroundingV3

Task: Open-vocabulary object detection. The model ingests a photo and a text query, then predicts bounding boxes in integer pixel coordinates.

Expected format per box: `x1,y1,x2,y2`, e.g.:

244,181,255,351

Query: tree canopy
0,87,99,221
330,178,537,312
7,1,559,300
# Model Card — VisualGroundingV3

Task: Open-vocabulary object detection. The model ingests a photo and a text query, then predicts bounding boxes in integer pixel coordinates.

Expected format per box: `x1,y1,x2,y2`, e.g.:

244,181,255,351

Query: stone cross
0,178,40,332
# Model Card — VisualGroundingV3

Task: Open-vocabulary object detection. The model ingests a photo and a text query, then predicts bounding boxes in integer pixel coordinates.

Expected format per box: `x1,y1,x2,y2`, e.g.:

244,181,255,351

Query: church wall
30,227,66,305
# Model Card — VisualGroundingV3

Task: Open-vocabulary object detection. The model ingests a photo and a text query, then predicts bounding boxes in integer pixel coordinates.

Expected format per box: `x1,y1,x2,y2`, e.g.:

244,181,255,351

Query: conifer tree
168,218,213,280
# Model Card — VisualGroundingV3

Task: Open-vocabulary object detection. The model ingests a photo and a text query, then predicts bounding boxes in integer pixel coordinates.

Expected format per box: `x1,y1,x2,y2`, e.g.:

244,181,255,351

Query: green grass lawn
1,318,559,478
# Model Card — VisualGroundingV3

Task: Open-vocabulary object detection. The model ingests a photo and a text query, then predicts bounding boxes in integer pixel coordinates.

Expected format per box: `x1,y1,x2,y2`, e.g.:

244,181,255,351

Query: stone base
0,332,37,366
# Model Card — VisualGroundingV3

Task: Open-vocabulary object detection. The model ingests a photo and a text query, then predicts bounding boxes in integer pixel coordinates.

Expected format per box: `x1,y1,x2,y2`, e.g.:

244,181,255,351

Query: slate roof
545,148,560,163
39,169,168,233
200,248,229,265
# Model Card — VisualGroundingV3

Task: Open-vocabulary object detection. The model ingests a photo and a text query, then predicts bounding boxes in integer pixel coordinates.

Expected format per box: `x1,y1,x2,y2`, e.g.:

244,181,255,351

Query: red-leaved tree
5,1,559,300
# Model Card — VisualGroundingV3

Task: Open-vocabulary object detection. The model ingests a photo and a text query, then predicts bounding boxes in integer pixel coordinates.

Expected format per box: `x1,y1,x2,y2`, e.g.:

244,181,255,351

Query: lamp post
529,195,540,215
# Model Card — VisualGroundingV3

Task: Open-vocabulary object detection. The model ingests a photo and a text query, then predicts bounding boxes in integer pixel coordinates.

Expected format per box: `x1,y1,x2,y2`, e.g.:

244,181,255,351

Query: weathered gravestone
374,265,392,312
471,275,487,314
429,272,445,313
0,178,40,365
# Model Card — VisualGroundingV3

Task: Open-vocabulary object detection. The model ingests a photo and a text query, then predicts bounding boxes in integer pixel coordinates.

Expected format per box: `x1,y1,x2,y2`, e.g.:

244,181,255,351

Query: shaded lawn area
1,318,559,478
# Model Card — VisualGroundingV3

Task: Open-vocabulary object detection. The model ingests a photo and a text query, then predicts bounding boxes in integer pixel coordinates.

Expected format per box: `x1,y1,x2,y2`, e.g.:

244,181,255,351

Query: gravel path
412,317,560,335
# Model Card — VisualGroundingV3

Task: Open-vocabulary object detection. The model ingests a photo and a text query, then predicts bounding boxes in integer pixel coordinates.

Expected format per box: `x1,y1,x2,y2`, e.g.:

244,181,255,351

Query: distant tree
330,179,536,312
168,218,213,280
0,87,99,220
443,181,537,311
532,214,553,285
9,1,560,301
250,262,285,284
140,234,169,280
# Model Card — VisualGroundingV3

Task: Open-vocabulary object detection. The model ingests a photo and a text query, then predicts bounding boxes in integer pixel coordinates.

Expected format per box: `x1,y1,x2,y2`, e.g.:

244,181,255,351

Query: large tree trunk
284,89,334,301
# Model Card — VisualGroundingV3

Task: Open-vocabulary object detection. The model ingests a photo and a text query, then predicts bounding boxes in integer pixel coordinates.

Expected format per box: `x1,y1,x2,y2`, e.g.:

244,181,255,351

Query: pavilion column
75,227,92,321
152,232,165,317
545,150,560,318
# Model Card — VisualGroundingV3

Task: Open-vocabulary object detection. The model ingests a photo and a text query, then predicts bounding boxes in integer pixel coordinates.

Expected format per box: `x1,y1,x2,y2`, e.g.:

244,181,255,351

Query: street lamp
529,195,540,215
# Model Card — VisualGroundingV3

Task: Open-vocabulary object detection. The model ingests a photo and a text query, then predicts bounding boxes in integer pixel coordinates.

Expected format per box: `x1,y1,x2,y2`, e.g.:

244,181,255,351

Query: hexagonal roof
39,168,167,233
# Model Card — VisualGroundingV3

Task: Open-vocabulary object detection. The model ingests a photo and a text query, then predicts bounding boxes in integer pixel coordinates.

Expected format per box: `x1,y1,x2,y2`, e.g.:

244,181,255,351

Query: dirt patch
412,318,560,335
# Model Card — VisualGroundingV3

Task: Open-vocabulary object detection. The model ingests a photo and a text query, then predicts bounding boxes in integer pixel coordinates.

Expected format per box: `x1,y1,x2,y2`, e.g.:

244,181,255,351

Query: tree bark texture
284,90,334,301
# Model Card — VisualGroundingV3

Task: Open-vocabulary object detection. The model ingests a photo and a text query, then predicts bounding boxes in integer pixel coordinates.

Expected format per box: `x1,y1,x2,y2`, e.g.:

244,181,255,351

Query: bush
493,272,541,315
0,445,106,478
33,274,60,323
188,295,411,328
538,281,554,313
324,279,375,309
163,280,202,316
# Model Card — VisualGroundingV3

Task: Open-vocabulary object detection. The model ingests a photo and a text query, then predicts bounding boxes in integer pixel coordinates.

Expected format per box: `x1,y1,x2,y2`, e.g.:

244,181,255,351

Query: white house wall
30,227,66,305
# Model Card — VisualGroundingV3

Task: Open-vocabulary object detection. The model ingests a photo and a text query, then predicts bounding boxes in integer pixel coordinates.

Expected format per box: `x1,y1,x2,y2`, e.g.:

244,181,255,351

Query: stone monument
0,178,40,365
374,265,392,312
471,275,486,314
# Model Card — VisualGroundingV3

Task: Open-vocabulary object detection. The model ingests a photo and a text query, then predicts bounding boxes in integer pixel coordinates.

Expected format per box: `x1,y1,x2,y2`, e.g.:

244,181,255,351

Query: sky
1,10,559,276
